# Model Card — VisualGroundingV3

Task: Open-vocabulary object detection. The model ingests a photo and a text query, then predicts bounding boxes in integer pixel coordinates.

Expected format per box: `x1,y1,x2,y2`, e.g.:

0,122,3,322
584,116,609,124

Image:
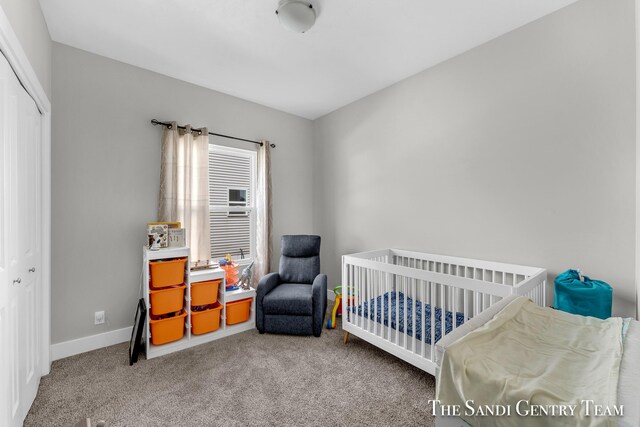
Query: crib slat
430,280,435,361
421,279,426,358
403,259,408,349
389,261,393,341
374,266,379,337
540,282,543,305
412,260,417,354
354,266,358,328
369,264,373,332
353,266,358,328
351,266,358,325
344,263,348,325
396,267,400,347
473,290,478,318
366,267,370,333
345,264,350,325
540,283,543,305
537,285,544,307
361,266,365,330
452,286,457,331
380,264,384,335
400,257,405,347
440,281,445,341
358,266,362,329
387,272,391,342
353,265,356,328
463,288,467,322
362,266,366,329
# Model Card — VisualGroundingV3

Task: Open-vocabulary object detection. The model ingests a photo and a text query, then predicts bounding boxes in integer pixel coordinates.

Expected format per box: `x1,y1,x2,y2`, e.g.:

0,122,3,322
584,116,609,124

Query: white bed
434,296,640,427
342,249,547,375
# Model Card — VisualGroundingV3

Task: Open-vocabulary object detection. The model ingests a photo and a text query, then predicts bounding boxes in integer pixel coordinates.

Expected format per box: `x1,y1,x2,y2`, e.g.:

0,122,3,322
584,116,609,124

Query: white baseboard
53,292,335,361
51,326,132,361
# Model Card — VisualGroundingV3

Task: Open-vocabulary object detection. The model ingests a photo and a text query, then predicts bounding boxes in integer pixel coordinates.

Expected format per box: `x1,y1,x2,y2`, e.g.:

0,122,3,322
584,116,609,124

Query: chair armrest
257,272,281,300
256,272,281,333
312,274,327,336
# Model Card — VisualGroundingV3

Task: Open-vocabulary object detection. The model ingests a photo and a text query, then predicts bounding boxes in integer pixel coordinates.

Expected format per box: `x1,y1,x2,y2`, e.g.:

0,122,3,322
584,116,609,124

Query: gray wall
50,0,639,343
0,0,51,97
313,0,636,317
51,43,315,343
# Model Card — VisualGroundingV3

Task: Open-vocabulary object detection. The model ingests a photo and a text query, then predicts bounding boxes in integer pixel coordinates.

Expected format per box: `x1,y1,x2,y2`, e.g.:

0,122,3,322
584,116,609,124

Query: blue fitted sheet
352,291,465,344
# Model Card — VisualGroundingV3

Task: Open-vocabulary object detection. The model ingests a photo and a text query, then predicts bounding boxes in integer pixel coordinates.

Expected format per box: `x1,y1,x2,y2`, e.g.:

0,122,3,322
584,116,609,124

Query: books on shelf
169,228,186,247
147,222,183,249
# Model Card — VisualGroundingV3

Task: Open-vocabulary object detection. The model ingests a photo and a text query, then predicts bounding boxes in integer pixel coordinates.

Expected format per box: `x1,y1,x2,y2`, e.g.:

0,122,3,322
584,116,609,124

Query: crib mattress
434,298,640,427
352,291,464,344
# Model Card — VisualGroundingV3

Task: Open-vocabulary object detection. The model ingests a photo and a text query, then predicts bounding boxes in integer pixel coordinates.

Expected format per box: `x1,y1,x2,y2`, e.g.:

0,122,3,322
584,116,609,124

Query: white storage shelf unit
143,247,256,360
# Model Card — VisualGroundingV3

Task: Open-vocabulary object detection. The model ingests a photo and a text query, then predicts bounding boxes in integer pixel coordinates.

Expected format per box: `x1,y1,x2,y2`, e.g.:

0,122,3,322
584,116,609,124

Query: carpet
25,315,436,426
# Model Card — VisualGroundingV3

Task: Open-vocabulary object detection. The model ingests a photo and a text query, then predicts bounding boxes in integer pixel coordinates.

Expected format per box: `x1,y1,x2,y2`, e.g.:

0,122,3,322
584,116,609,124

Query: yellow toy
327,286,353,329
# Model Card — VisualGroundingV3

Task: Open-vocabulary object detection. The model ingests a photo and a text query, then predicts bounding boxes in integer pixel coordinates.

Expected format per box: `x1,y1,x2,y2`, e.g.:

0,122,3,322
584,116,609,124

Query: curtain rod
150,119,275,148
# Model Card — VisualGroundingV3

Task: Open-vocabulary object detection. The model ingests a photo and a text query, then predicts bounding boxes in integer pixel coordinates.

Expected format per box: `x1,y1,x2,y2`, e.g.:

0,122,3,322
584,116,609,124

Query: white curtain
158,122,211,264
254,141,273,281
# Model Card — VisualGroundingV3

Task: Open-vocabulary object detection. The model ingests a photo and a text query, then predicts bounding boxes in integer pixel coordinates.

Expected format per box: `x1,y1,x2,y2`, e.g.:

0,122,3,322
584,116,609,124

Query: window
209,145,256,261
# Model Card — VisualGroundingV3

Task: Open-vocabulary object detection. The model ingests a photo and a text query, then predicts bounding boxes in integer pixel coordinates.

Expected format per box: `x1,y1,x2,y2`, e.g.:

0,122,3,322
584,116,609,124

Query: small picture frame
168,228,186,247
129,298,146,366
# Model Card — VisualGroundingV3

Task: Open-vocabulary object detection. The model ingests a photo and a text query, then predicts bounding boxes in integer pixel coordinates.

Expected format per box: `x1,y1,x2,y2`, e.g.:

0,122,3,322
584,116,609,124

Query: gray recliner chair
256,235,327,337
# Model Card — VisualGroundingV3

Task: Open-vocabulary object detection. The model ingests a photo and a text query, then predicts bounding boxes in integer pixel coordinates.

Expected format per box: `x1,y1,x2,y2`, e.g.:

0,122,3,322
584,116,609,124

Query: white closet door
0,51,22,427
16,65,42,418
0,51,42,427
0,50,13,427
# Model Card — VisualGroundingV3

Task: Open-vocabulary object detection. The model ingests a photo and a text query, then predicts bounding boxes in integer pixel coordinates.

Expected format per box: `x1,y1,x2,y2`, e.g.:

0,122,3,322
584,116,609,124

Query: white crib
342,249,547,375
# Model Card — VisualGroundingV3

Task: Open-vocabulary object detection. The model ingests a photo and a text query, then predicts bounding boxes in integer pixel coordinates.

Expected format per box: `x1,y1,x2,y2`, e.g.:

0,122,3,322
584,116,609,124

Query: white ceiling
40,0,578,119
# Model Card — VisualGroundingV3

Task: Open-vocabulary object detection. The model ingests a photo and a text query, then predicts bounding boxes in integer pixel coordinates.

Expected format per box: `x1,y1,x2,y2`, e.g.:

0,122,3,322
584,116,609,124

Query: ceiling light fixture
275,0,316,33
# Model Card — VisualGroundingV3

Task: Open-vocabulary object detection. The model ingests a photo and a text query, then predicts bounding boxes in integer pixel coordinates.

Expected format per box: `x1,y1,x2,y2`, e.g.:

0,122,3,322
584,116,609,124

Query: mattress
353,291,464,344
434,297,640,427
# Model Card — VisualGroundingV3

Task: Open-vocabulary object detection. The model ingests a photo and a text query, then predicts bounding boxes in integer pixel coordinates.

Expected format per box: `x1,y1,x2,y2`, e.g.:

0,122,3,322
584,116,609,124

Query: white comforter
436,297,624,427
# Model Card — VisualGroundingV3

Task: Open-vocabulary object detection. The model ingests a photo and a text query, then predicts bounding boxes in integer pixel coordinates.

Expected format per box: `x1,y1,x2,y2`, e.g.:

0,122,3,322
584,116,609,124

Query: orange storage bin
149,310,187,345
191,303,222,335
149,284,185,316
226,298,252,325
191,280,221,306
149,258,187,288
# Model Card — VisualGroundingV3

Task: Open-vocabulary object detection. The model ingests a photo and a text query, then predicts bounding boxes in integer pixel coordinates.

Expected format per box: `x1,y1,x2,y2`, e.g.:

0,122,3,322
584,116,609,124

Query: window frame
209,144,257,262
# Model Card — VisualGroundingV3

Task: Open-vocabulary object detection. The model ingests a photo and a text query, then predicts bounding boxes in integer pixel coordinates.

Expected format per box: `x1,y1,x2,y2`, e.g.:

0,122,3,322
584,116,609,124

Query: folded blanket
437,297,623,427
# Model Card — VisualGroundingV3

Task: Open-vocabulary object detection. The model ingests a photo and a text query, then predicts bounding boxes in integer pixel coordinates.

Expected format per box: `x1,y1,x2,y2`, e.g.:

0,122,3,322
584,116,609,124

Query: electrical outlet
94,311,105,325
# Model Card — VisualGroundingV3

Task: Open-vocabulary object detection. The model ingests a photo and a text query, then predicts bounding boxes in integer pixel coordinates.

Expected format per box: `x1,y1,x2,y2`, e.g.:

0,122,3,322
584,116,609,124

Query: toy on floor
327,285,353,329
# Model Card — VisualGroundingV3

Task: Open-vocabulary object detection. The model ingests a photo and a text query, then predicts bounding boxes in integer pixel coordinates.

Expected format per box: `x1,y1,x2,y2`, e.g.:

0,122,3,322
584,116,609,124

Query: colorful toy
218,253,234,266
327,285,353,329
219,254,239,290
